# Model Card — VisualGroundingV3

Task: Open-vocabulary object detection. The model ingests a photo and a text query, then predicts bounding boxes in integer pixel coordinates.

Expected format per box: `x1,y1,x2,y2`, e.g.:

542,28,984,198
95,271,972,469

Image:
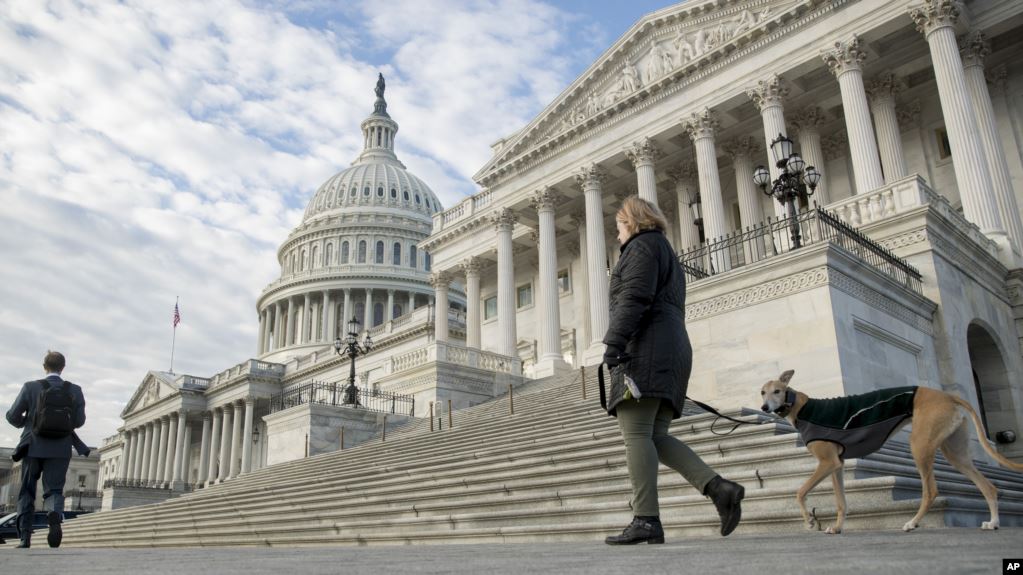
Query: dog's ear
779,369,795,384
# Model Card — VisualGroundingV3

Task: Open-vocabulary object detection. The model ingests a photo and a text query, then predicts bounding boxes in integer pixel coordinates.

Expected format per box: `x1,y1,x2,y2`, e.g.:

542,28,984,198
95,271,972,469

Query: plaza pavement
1,528,1020,574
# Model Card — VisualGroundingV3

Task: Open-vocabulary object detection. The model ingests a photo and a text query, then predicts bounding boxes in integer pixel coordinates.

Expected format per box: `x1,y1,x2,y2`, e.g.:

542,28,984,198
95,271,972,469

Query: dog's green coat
794,386,917,459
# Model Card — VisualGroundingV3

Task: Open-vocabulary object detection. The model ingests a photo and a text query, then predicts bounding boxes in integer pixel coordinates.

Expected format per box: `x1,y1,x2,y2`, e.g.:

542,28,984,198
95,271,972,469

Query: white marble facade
100,0,1023,495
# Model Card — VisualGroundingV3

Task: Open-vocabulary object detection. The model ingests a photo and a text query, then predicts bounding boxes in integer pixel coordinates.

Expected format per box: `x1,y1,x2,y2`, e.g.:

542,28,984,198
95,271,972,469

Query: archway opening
966,322,1015,444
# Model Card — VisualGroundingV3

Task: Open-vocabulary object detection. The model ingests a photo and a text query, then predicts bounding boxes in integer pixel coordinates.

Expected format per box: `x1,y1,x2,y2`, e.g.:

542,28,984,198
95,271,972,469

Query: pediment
474,0,812,185
121,371,180,417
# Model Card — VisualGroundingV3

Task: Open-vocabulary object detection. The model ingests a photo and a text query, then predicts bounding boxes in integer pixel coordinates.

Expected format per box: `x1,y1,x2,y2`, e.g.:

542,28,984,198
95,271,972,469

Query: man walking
5,351,87,548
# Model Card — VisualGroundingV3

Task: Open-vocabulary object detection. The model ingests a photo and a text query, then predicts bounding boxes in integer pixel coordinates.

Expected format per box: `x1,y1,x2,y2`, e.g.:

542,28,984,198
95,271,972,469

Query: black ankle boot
704,476,744,536
604,516,665,545
16,534,30,548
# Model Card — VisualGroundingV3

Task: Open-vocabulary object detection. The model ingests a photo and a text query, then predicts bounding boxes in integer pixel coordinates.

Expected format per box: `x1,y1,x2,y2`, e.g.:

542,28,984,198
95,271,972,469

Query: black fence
679,207,921,292
269,381,415,417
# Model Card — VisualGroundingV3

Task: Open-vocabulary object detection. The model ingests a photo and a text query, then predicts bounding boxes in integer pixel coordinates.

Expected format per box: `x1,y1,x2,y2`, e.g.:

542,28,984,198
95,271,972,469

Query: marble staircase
61,369,1023,547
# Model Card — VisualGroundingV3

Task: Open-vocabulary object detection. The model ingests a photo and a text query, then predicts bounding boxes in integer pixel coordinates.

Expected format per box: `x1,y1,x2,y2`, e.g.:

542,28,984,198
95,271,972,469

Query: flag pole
170,296,178,374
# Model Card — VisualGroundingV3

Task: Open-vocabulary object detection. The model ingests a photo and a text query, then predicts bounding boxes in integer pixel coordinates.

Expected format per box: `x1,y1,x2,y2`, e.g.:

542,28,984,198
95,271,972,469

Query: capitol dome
255,74,463,362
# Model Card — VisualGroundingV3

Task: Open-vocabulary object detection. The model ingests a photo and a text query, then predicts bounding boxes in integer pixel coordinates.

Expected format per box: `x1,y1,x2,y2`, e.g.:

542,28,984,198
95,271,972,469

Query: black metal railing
269,381,415,416
102,478,198,491
679,207,921,292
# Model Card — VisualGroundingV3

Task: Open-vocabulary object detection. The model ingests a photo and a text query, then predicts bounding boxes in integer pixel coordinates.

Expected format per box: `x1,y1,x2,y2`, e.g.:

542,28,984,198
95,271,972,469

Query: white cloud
0,0,596,448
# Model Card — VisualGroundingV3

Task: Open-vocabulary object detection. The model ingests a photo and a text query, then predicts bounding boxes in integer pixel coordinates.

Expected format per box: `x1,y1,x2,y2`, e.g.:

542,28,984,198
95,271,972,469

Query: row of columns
425,1,1023,366
258,288,429,355
116,398,260,488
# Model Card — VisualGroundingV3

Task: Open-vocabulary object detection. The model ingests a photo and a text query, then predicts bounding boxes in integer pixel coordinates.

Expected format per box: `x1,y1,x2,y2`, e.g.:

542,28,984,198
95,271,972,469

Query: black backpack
32,380,76,439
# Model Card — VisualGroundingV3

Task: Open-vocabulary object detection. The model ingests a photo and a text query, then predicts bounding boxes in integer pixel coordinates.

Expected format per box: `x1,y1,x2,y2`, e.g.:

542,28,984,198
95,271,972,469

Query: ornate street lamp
333,316,373,407
688,190,704,242
754,134,822,248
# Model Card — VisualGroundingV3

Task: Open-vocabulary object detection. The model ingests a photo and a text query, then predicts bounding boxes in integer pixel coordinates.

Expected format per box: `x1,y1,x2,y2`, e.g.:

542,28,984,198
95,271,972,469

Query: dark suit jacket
6,374,87,460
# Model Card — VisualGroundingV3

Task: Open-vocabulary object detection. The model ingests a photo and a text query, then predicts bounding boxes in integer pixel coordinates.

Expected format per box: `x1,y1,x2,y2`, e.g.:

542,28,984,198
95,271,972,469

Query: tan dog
760,370,1023,534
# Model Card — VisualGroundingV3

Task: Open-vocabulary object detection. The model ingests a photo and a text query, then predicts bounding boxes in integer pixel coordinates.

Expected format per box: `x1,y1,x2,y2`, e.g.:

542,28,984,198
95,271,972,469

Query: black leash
598,363,771,435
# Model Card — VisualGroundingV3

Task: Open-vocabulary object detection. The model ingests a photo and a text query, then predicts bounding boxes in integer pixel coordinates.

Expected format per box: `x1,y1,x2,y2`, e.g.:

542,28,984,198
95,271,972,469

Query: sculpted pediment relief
475,0,811,184
122,371,179,416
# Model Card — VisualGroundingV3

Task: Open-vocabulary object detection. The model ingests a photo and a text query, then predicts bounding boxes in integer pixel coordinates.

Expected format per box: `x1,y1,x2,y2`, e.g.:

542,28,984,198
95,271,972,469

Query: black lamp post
753,134,822,248
333,316,373,407
688,190,705,243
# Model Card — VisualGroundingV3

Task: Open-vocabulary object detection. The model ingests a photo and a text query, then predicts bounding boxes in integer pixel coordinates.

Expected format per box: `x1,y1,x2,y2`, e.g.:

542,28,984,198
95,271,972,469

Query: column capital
666,161,698,186
909,0,964,37
896,99,922,128
790,106,827,135
746,74,789,112
202,411,212,422
529,187,560,212
461,256,481,277
429,271,451,289
823,35,867,77
958,30,989,68
722,136,760,161
490,207,517,231
574,163,607,189
684,108,719,142
866,73,903,104
987,65,1008,95
243,396,255,406
625,137,662,167
821,129,849,159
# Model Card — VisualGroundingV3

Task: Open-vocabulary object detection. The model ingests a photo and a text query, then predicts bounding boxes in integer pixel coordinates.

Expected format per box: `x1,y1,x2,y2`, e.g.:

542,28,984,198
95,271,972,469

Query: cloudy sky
0,0,670,448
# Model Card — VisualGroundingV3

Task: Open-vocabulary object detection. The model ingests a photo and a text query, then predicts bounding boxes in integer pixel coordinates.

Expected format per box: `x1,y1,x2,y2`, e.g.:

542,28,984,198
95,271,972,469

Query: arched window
325,243,333,266
311,246,319,268
300,249,307,271
377,186,384,197
390,188,397,199
363,186,370,197
415,193,421,204
341,241,349,264
375,241,384,264
425,198,431,210
409,245,417,268
357,240,367,263
354,303,365,325
290,254,296,273
373,302,384,326
403,190,410,201
393,303,403,318
350,187,357,197
392,242,401,265
424,252,431,271
336,189,344,204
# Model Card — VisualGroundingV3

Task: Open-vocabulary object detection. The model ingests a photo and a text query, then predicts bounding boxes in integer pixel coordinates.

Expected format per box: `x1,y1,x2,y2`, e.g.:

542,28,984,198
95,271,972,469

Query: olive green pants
617,397,718,517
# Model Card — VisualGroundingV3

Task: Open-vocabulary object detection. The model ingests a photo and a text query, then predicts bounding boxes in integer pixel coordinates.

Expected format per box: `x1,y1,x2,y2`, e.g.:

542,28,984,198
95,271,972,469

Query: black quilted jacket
603,229,692,417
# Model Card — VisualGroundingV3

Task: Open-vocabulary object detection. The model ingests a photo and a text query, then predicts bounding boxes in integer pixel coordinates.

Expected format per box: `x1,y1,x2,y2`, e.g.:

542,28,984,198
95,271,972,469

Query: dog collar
773,389,797,416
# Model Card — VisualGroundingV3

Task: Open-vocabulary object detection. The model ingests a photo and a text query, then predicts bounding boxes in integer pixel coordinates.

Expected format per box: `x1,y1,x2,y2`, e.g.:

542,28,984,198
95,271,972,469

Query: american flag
173,302,181,328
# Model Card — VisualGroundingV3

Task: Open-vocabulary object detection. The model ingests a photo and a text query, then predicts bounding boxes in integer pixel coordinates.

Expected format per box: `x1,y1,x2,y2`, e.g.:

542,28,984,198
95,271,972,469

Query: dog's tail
949,395,1023,472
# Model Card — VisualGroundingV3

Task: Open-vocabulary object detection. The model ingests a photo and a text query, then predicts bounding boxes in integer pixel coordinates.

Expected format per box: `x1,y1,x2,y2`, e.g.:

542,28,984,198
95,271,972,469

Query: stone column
668,162,702,251
686,109,730,272
163,413,178,486
791,107,830,205
273,301,282,350
408,292,416,313
257,310,266,356
823,35,885,195
575,165,610,362
492,207,518,357
207,408,222,485
241,397,255,475
321,290,332,342
197,412,211,485
531,187,567,375
626,138,662,207
363,288,373,329
386,290,395,322
116,431,131,480
342,289,352,327
136,426,150,482
132,428,144,481
866,74,908,183
747,75,790,218
172,411,187,487
909,1,1006,241
724,136,764,229
229,401,243,478
124,429,137,481
431,273,450,343
301,294,311,344
961,32,1023,251
218,404,233,482
181,423,193,485
463,257,481,350
284,298,294,347
154,417,169,485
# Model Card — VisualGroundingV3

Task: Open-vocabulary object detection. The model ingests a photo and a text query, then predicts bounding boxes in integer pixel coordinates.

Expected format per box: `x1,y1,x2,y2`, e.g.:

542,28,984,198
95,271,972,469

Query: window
935,127,952,160
425,198,431,209
373,302,384,326
354,303,365,324
409,245,417,268
377,186,384,197
350,187,357,197
393,303,403,318
403,190,410,201
558,269,571,294
424,253,431,271
290,254,296,273
325,243,333,266
311,246,319,268
484,296,497,320
300,249,307,271
357,240,367,264
363,186,370,197
393,242,401,265
517,283,533,308
390,188,397,199
375,241,384,264
341,241,349,264
415,193,421,204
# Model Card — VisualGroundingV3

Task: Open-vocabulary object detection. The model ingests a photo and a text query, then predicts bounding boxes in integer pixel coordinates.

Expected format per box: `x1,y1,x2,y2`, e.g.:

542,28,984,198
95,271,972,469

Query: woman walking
603,196,744,545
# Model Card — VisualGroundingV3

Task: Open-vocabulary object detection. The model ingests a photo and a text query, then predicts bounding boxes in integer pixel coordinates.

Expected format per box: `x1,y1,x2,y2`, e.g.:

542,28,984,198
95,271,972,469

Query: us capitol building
96,0,1023,509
